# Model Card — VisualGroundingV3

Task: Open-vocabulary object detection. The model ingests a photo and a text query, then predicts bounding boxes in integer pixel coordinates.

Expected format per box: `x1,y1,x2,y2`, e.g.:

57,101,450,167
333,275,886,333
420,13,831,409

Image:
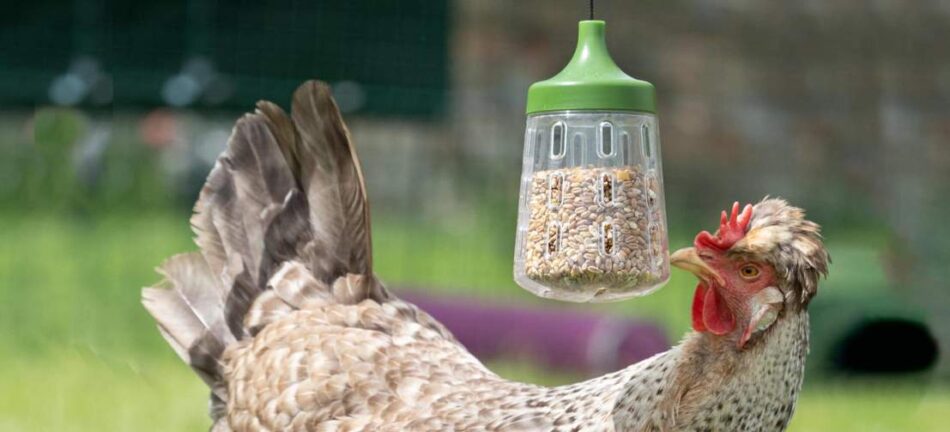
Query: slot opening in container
550,122,566,159
641,124,652,159
597,173,615,205
547,173,564,208
602,221,617,255
546,222,561,256
598,122,614,157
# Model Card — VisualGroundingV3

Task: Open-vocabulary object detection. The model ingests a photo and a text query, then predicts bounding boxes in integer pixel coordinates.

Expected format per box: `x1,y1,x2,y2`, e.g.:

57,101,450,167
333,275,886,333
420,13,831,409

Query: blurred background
2,0,949,430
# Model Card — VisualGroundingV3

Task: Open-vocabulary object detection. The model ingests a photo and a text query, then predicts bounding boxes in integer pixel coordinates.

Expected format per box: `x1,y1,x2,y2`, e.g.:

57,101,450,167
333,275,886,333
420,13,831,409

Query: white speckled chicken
143,81,829,431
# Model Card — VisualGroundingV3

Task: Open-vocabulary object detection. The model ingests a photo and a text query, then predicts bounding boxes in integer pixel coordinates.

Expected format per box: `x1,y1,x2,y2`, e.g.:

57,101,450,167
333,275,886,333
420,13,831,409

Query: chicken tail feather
142,253,233,398
141,80,383,424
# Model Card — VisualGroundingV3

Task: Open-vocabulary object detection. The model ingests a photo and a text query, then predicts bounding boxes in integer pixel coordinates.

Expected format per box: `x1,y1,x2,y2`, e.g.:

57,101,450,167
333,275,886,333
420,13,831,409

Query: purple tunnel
400,291,670,374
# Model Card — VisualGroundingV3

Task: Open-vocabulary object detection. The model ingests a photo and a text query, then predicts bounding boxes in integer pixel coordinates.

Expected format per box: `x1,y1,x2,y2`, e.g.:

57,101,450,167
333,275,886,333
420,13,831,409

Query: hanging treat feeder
514,19,670,302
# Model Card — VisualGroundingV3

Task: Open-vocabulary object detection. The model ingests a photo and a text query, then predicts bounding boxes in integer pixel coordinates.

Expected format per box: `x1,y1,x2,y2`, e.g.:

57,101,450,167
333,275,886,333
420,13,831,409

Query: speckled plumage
219,271,809,431
143,81,827,431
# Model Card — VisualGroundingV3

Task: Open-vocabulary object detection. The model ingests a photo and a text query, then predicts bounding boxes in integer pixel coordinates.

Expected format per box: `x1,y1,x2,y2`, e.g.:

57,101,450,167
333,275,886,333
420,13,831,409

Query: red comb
695,202,754,250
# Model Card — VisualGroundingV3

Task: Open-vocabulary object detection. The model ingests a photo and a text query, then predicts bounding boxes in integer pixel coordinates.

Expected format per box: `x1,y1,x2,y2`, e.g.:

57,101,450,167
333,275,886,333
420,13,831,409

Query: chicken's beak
670,247,724,286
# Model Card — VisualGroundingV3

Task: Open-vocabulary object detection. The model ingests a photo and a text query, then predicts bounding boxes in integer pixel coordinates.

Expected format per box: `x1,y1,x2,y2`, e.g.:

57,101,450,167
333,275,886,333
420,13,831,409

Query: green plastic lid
526,20,656,115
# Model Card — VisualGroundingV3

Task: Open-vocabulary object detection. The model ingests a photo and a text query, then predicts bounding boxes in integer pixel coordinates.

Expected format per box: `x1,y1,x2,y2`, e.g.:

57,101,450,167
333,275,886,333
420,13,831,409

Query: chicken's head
670,198,829,349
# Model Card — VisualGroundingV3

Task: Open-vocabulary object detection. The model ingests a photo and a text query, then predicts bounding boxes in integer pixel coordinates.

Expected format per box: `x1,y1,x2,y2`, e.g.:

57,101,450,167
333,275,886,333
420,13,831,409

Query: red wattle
702,286,736,335
691,283,707,332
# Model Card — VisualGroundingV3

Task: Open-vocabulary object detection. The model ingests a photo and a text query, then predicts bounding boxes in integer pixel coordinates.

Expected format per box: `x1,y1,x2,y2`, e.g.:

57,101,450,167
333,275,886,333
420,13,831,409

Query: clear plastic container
514,111,670,302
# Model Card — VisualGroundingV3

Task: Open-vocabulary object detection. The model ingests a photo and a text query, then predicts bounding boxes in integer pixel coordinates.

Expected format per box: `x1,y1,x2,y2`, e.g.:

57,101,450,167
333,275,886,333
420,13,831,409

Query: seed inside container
523,166,665,293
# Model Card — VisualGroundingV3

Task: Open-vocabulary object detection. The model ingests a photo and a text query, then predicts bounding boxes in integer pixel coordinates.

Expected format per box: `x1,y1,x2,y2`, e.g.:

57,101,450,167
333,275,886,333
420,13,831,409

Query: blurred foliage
1,109,174,214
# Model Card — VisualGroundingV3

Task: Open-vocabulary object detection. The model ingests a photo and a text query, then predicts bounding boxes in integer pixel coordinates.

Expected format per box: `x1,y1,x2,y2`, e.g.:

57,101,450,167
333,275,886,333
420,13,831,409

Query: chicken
142,81,829,431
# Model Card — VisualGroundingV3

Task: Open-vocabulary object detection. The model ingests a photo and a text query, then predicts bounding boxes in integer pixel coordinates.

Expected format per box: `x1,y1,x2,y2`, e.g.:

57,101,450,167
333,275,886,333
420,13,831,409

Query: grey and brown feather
143,81,382,421
143,81,827,432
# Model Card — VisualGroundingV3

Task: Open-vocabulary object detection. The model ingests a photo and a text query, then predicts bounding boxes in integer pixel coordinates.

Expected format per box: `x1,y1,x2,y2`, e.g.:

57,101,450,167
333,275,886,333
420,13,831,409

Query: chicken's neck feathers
607,310,809,431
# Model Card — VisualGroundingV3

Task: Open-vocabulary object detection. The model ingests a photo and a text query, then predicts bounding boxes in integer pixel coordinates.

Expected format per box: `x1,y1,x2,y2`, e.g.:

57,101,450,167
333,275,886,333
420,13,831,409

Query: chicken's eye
739,264,760,280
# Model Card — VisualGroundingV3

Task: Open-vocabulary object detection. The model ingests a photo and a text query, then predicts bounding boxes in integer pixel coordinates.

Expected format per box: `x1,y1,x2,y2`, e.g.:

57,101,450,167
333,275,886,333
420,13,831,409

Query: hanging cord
589,0,595,20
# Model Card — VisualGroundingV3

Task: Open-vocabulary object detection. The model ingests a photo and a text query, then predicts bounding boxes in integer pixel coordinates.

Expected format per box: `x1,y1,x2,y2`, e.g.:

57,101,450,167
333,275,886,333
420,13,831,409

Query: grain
524,166,665,295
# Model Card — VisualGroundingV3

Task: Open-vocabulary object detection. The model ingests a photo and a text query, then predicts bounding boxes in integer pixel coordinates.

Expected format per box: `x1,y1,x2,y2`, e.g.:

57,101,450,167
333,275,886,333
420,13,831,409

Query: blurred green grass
1,213,946,430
